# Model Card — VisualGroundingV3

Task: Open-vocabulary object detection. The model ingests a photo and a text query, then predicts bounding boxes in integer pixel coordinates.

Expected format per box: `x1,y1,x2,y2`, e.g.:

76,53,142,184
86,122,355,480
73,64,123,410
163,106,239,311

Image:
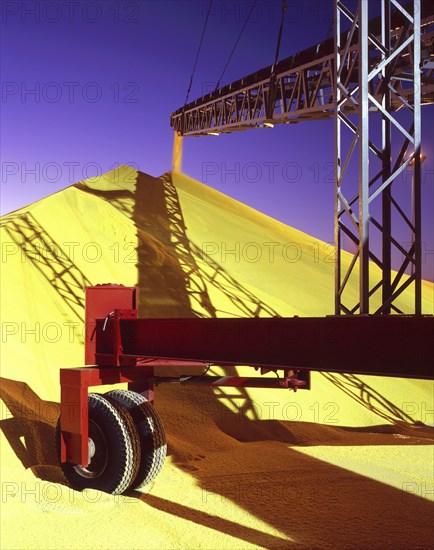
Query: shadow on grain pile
140,381,433,549
2,170,433,548
2,376,433,549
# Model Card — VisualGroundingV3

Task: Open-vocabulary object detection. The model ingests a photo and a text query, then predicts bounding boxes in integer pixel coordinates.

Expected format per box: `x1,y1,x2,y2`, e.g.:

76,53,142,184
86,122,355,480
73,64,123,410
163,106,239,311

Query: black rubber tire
106,390,167,489
56,393,141,495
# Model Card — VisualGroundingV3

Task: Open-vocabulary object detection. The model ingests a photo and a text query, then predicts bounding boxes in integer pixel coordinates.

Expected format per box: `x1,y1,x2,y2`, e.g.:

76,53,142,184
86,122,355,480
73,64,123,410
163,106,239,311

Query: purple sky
1,0,433,280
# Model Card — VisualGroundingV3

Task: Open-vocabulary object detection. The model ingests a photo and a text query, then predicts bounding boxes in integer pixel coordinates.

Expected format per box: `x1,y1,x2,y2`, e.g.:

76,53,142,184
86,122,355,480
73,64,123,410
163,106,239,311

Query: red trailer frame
59,284,434,470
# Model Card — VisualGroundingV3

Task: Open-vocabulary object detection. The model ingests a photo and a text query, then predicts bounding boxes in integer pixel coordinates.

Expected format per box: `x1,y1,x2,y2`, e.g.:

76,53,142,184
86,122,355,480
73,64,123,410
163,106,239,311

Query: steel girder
170,3,433,136
334,0,423,315
171,53,336,135
169,1,433,317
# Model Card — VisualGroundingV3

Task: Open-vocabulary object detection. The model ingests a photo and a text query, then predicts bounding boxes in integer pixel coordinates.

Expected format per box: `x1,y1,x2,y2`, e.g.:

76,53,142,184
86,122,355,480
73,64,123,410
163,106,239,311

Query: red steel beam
156,375,308,389
115,315,434,379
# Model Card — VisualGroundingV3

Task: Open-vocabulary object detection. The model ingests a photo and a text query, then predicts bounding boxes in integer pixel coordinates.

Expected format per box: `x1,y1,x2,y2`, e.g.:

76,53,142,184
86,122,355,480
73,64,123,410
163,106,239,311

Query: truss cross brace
334,0,422,315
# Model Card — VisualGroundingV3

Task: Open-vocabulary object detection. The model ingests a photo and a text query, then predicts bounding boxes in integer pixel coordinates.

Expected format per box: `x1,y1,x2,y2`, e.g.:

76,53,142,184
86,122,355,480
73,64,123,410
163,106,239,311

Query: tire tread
106,390,167,489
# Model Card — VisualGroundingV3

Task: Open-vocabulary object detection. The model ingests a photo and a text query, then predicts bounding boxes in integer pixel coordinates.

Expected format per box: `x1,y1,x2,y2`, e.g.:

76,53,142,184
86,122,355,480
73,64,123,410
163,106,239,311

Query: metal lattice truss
170,1,433,317
335,0,423,315
170,3,433,136
172,55,335,134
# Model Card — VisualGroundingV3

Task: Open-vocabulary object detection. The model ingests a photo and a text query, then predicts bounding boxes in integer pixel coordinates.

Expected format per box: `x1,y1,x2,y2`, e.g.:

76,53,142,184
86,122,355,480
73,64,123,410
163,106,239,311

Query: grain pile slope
1,165,433,550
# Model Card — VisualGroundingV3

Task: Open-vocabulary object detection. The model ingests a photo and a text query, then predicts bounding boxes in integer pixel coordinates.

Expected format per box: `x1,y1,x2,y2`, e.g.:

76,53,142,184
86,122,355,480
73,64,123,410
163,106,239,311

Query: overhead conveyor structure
171,0,434,317
170,2,433,135
57,1,434,495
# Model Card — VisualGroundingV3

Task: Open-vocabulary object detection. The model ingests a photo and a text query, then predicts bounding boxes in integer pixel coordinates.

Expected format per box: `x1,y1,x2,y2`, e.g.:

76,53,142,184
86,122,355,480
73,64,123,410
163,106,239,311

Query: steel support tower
171,0,432,316
334,0,422,315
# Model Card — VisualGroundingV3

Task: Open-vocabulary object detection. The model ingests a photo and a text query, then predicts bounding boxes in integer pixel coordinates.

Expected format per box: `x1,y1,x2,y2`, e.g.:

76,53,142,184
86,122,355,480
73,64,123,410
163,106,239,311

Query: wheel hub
73,420,108,479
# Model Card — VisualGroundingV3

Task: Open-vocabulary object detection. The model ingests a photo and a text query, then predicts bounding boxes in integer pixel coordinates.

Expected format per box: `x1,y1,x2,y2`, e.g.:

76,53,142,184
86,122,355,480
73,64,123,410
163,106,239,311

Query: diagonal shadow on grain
2,376,433,548
0,378,63,483
145,382,434,549
2,169,433,548
0,212,92,343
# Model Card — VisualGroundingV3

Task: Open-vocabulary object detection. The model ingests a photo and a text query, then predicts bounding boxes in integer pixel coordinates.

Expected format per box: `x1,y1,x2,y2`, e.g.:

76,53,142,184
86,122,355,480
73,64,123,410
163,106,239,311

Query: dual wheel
56,390,167,495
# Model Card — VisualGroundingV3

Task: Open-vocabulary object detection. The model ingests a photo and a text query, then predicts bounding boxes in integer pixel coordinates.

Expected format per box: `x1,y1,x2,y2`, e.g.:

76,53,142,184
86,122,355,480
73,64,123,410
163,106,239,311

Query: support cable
271,0,287,75
184,0,213,106
215,0,258,91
